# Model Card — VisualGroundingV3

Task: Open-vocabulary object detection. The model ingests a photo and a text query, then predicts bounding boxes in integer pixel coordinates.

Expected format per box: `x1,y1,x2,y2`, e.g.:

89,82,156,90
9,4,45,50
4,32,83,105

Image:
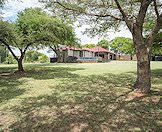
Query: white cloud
75,25,132,44
2,0,42,19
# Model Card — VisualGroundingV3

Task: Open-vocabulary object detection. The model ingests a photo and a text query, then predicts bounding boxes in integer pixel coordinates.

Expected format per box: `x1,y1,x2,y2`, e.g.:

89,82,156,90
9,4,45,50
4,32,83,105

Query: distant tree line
82,36,162,57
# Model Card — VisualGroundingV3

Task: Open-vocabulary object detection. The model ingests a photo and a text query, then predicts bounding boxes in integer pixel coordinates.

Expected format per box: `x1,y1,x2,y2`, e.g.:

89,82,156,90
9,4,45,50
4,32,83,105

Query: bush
38,55,49,63
0,46,8,63
25,50,44,63
4,54,17,64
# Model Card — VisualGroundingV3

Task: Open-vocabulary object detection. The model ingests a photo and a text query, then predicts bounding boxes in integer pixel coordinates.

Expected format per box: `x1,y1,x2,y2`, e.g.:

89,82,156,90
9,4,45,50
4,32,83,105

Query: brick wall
116,55,137,61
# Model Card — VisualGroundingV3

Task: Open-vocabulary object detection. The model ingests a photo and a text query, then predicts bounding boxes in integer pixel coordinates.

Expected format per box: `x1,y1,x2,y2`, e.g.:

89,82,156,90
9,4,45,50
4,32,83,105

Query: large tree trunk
50,46,62,63
17,59,24,72
134,43,151,93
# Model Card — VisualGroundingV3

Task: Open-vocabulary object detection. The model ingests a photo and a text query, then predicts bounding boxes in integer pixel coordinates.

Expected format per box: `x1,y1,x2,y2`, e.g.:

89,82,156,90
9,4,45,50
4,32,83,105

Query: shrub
4,54,17,64
25,50,44,63
38,55,49,63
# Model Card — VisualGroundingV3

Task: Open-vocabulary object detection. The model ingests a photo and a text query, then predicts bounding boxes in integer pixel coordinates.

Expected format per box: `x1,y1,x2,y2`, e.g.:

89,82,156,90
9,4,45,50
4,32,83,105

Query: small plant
38,54,49,63
4,54,17,64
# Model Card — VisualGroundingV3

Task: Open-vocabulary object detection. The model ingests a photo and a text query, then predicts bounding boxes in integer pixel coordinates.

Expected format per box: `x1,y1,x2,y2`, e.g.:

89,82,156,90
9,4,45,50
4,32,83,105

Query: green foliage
0,45,8,63
97,39,110,49
0,7,77,56
15,8,49,47
152,32,162,53
152,43,162,55
146,31,162,55
152,32,162,55
42,17,78,48
111,37,135,55
17,8,78,58
82,44,96,48
25,50,44,63
38,54,49,63
40,0,161,36
0,8,46,59
0,20,15,43
0,7,78,71
143,16,162,54
5,54,17,64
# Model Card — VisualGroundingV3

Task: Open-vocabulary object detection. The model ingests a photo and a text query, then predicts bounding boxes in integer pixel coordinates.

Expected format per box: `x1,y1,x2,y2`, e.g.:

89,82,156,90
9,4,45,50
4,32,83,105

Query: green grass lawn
0,61,162,131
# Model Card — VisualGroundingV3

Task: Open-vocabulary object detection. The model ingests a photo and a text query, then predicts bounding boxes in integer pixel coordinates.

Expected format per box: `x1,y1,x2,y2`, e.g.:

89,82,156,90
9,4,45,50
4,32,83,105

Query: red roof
90,46,115,54
82,48,93,52
62,46,115,54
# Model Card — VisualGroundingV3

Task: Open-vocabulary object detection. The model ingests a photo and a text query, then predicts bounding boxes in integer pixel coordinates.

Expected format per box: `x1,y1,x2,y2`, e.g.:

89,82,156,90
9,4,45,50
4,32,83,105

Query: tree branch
52,0,122,21
153,0,159,17
113,0,134,33
22,37,47,54
23,43,31,54
0,39,18,61
136,0,153,31
147,13,162,46
50,45,59,55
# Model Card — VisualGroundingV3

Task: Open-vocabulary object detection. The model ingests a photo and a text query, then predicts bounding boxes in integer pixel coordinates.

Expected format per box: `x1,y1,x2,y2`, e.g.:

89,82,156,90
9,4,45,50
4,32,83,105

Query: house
116,54,137,61
50,46,116,63
90,46,116,61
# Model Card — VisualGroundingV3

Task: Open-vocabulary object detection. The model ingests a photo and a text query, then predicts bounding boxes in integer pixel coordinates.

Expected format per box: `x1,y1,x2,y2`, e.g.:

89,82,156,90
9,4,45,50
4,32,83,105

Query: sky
1,0,132,56
2,0,132,43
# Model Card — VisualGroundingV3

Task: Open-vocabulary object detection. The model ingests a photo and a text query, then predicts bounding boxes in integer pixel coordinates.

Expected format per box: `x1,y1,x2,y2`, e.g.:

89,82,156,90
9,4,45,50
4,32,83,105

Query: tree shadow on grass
0,66,17,76
0,64,85,80
0,66,85,80
127,69,162,91
0,66,86,106
151,69,162,77
0,76,25,104
8,73,162,132
151,69,162,86
23,67,84,80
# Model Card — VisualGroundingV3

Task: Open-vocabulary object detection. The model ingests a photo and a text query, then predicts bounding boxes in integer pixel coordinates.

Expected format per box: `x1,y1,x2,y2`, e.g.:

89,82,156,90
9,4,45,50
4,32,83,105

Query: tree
0,45,8,63
46,22,78,63
5,54,16,64
0,7,78,69
143,14,162,55
0,8,48,72
38,54,49,63
82,44,96,48
97,39,110,49
41,0,162,93
111,37,135,59
152,32,162,55
25,50,44,63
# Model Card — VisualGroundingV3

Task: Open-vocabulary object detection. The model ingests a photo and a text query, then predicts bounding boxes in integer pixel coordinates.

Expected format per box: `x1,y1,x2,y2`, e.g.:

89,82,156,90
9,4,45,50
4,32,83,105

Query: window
80,51,83,57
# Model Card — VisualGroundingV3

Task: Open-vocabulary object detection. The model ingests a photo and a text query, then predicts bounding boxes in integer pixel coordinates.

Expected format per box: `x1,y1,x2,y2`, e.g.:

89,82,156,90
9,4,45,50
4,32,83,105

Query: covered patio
91,46,116,61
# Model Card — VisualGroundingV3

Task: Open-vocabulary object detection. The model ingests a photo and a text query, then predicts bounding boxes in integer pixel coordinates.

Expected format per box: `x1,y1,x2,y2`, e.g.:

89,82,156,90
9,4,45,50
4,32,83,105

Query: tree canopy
111,37,135,56
81,44,96,48
97,39,110,49
0,7,77,71
40,0,162,36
